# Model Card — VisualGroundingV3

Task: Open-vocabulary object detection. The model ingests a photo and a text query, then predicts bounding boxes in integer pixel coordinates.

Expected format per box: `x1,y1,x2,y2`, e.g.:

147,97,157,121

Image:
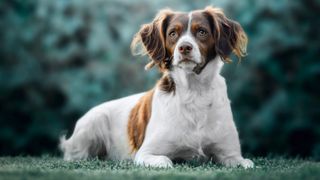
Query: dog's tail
59,134,68,157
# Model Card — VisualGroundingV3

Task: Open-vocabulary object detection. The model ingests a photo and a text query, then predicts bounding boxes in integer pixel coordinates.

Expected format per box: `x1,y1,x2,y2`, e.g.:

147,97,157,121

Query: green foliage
0,157,319,180
223,0,320,159
0,0,319,159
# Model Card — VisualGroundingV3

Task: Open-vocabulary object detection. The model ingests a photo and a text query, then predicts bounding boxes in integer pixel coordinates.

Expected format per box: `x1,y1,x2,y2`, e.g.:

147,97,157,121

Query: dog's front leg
133,137,173,168
210,130,254,169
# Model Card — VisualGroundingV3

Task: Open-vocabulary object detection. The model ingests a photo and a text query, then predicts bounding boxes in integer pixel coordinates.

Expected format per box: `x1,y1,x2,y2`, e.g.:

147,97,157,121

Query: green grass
0,156,319,180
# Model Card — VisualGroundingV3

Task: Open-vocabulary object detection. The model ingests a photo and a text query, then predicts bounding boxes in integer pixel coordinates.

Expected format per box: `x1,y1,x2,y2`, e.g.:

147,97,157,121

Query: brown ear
131,9,173,69
204,6,248,62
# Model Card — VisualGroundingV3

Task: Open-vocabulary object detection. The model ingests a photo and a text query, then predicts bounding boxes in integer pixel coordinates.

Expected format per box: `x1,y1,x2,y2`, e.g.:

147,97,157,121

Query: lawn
0,156,319,180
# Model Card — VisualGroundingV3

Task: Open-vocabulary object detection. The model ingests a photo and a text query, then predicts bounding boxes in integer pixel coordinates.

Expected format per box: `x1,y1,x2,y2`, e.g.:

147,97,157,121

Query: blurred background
0,0,319,160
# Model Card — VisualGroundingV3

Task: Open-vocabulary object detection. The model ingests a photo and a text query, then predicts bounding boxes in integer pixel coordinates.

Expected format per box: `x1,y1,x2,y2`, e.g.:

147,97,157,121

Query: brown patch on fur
128,89,155,153
158,74,176,94
127,75,175,153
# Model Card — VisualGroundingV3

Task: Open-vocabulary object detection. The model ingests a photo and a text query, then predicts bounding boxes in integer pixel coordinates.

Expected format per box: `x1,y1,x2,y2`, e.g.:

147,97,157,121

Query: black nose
178,42,193,54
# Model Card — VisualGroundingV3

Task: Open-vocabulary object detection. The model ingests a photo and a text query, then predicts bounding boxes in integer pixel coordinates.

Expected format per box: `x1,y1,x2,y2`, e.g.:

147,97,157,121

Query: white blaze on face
173,12,202,70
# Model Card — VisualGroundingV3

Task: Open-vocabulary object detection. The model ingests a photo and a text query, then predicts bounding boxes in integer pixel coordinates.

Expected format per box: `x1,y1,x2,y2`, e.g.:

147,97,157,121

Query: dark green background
0,0,319,160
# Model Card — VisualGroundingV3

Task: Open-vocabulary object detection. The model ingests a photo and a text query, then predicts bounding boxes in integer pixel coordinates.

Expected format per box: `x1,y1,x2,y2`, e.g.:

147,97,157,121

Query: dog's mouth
178,58,197,65
176,58,198,72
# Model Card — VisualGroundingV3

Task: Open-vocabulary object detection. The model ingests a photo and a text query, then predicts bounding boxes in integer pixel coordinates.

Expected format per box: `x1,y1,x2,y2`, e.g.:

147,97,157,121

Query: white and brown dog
60,6,254,168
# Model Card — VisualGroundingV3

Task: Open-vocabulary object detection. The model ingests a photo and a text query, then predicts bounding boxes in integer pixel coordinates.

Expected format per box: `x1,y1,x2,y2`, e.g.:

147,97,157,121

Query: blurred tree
223,0,320,159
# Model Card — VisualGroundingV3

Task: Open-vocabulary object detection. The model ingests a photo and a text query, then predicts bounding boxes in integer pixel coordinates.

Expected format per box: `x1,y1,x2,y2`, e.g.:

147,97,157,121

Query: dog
60,6,254,169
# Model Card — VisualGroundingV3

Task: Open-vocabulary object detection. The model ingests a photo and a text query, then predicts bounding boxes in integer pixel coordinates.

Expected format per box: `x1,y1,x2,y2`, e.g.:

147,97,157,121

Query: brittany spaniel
60,6,254,169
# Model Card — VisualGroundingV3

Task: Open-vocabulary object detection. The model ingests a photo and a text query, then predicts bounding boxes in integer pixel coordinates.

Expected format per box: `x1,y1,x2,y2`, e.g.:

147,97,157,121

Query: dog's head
131,6,247,74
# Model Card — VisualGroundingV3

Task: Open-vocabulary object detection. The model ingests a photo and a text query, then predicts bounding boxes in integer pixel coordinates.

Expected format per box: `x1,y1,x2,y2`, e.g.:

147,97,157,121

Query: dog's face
131,6,248,74
166,12,214,72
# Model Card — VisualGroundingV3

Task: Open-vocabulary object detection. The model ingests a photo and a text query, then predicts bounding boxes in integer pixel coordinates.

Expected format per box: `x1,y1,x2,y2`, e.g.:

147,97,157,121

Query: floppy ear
204,6,248,62
131,9,173,70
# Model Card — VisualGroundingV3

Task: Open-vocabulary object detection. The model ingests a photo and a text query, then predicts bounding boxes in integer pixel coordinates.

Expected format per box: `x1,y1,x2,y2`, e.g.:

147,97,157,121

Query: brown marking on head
127,89,154,152
131,9,174,72
203,6,248,62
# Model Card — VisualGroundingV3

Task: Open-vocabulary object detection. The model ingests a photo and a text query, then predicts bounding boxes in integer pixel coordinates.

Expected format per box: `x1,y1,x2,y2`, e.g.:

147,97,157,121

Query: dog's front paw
148,156,173,168
135,155,173,168
222,157,254,169
239,158,254,169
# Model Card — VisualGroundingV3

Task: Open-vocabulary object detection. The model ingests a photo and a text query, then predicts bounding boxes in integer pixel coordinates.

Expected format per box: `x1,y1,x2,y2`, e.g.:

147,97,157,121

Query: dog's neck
170,56,223,91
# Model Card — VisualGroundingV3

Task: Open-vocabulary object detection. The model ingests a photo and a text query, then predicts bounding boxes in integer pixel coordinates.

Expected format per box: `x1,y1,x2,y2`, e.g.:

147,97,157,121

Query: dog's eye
169,31,177,38
197,29,208,37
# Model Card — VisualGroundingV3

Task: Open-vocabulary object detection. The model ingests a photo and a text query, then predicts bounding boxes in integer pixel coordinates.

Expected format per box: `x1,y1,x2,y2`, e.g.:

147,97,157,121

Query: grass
0,156,319,180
